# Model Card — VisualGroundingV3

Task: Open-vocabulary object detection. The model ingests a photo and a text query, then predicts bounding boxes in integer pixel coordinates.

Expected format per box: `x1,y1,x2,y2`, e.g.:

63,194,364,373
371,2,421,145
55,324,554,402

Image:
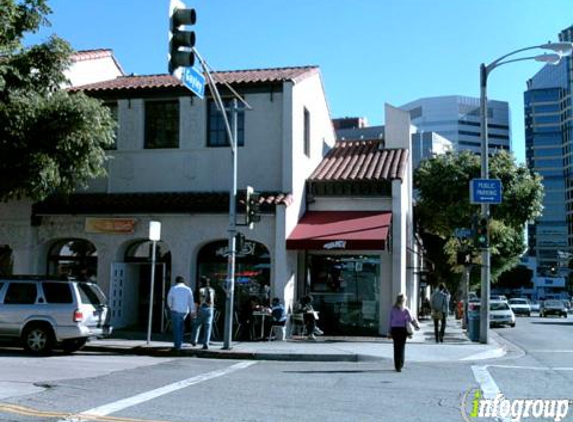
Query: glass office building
400,95,511,154
524,25,573,271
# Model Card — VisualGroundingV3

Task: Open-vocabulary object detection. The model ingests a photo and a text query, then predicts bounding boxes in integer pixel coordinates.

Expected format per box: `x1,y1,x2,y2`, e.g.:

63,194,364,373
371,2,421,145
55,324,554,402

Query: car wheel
22,323,54,355
62,338,88,354
510,322,516,328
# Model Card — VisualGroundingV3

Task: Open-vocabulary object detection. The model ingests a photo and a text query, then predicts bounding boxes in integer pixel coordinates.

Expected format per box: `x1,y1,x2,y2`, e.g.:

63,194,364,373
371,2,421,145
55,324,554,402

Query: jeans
434,313,447,342
171,311,187,350
391,326,408,371
192,306,214,347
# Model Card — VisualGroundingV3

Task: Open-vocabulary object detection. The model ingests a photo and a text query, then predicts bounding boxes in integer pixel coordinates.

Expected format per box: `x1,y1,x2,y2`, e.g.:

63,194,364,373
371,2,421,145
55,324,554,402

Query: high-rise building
332,118,452,170
524,24,573,272
399,95,511,154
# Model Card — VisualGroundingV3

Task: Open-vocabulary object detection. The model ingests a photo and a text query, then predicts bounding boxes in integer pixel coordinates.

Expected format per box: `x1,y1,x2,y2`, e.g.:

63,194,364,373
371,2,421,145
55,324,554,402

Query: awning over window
286,211,392,250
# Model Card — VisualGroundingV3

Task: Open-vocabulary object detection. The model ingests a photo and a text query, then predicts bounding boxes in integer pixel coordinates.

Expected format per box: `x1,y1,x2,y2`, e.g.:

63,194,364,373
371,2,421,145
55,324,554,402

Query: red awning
286,211,392,250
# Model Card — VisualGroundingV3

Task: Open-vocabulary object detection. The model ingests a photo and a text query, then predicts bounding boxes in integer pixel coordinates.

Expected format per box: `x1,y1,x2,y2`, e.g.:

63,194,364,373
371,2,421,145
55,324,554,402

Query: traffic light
245,186,261,229
168,2,196,74
235,232,245,253
474,217,489,249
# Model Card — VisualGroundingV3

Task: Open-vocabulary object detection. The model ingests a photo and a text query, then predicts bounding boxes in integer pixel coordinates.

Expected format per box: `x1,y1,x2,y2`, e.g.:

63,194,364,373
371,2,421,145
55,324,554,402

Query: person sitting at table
268,297,287,340
295,295,323,340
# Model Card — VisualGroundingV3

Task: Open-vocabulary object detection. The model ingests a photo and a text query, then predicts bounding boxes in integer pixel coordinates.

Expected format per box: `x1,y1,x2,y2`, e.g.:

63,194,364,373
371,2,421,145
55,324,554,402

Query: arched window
47,239,97,279
124,241,171,263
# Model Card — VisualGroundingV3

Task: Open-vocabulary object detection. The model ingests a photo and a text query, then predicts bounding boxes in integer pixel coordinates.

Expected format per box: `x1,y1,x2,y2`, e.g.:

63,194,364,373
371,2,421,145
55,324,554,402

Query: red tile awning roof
70,66,319,93
309,140,408,182
286,211,392,250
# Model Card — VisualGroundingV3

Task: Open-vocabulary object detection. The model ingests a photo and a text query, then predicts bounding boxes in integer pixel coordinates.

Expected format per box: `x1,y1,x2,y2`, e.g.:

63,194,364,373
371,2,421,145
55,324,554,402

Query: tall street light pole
479,42,573,344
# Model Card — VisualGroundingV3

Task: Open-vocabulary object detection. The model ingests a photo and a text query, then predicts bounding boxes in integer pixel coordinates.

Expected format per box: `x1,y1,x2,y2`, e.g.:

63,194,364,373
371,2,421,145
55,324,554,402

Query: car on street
508,298,531,317
0,276,112,355
529,301,540,313
489,300,516,327
539,299,568,318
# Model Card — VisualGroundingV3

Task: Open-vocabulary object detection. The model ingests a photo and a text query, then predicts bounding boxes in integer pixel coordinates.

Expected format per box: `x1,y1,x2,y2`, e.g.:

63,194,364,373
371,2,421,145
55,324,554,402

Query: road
0,316,570,422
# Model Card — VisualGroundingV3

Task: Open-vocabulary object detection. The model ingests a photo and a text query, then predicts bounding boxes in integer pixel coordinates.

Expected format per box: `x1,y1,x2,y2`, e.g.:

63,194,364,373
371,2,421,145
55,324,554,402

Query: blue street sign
454,228,472,239
470,178,502,204
181,66,205,99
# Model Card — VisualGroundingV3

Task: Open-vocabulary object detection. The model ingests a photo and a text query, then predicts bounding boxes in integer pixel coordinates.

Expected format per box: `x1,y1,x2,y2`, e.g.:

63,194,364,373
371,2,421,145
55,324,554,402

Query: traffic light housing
168,3,196,74
245,186,261,229
235,232,245,253
473,217,489,249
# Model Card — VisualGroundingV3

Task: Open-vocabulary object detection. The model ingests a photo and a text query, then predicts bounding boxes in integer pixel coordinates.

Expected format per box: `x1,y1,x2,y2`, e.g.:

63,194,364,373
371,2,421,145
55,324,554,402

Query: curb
83,344,360,362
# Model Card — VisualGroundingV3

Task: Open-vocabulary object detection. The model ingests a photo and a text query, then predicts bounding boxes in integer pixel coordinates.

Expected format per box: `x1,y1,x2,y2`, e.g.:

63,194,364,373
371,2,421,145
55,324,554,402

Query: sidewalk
85,318,506,362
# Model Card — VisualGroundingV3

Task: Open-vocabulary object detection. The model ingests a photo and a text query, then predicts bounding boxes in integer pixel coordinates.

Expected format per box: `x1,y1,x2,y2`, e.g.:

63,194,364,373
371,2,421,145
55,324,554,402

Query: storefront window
308,254,380,336
197,239,271,337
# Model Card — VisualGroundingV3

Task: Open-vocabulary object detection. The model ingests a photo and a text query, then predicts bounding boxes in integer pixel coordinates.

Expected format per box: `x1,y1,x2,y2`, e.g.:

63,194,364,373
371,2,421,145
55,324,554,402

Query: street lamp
479,41,573,344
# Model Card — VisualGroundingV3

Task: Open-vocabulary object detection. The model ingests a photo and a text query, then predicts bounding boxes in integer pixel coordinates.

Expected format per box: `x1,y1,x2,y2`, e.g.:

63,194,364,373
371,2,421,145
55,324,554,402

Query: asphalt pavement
86,317,506,362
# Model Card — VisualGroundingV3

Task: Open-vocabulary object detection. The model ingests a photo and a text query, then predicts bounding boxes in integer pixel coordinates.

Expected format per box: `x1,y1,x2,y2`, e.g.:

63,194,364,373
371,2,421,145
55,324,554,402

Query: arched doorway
47,239,97,280
197,239,270,339
109,240,171,331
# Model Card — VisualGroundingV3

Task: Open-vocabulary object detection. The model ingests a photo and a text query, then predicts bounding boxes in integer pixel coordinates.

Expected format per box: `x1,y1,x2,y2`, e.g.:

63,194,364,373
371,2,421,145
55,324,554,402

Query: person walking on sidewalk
431,283,450,343
387,293,419,372
167,276,195,352
191,276,215,349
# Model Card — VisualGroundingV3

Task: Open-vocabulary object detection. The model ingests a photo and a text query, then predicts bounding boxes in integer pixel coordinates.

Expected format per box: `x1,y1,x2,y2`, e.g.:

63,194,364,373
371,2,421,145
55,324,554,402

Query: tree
414,150,543,289
0,0,115,202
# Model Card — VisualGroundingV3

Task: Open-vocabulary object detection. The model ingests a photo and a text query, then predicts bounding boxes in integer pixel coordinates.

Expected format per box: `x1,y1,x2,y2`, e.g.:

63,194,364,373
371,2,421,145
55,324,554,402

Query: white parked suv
0,276,112,355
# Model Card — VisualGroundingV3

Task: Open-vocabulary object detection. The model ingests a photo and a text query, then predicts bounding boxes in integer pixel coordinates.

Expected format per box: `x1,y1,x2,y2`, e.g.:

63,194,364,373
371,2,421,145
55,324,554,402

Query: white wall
65,56,123,87
89,91,287,194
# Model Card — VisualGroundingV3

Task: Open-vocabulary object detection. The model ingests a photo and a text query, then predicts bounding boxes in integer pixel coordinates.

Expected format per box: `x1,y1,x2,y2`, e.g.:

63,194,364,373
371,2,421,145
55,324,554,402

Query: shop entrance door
109,262,166,331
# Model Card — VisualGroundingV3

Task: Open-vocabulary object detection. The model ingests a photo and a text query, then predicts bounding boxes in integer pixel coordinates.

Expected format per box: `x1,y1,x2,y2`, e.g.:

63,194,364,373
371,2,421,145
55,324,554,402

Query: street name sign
470,178,502,204
454,228,472,239
181,66,205,99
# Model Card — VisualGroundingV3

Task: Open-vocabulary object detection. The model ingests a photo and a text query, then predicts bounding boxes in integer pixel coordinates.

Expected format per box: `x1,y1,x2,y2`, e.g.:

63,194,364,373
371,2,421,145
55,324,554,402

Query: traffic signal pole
193,49,251,349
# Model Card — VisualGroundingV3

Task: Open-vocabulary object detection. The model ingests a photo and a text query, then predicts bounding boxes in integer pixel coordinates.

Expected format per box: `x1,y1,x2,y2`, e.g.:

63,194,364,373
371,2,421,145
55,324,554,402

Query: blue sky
27,0,572,162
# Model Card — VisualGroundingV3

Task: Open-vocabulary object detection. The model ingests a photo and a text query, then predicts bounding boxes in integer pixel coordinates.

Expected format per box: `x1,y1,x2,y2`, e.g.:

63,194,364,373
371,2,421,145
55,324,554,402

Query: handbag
406,320,414,335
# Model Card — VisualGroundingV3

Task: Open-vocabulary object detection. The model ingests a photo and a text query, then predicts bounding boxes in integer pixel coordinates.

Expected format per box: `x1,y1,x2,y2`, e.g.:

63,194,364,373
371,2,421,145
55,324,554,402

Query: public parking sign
470,178,502,204
181,66,205,99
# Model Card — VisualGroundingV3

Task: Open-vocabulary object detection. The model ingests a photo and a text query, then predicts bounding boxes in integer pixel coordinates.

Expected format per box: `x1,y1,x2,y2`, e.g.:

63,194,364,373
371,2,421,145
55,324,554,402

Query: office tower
400,95,511,154
524,24,573,272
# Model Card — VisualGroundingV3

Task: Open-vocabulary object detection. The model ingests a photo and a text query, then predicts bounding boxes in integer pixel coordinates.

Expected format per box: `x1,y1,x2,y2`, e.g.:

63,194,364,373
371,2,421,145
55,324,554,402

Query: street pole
192,49,252,350
223,99,239,350
479,63,491,344
146,239,157,345
475,42,573,344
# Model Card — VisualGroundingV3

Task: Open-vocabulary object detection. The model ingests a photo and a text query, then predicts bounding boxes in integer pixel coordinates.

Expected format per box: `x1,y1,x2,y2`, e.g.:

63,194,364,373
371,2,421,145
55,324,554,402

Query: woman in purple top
388,293,419,372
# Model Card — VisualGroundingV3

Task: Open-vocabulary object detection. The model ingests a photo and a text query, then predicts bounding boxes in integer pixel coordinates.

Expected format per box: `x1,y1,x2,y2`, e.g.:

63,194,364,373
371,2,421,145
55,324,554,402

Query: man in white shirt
191,276,215,349
167,276,195,351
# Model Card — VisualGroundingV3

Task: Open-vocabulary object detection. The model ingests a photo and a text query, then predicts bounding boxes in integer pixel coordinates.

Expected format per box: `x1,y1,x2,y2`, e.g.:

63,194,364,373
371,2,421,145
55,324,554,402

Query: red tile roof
309,140,409,182
71,49,114,62
70,49,125,76
70,66,319,93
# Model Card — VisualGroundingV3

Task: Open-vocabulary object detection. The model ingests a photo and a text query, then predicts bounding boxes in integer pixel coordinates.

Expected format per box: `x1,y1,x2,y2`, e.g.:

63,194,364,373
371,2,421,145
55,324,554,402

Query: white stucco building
0,52,419,337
